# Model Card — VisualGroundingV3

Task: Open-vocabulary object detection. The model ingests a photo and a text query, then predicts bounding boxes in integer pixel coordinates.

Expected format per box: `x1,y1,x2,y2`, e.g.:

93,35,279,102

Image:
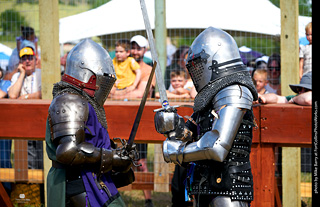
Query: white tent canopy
0,43,13,56
59,0,311,44
0,43,13,71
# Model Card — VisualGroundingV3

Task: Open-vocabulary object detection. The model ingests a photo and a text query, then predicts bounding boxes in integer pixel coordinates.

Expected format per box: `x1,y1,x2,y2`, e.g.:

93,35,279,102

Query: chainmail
194,71,258,113
52,81,108,129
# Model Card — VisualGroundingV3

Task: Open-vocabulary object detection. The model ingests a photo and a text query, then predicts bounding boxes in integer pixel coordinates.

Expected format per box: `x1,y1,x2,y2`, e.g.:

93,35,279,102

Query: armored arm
163,85,253,164
49,93,132,173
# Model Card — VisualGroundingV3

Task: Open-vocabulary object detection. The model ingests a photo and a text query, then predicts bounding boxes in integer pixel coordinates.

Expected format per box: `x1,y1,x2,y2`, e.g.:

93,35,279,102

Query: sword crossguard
153,105,177,113
153,104,193,113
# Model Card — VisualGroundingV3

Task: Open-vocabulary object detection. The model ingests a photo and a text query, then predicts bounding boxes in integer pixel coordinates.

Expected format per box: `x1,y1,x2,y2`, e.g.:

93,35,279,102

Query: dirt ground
120,190,172,207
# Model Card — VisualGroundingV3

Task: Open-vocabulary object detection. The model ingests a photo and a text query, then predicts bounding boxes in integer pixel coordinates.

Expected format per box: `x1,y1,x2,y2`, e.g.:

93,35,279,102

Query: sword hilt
113,137,141,167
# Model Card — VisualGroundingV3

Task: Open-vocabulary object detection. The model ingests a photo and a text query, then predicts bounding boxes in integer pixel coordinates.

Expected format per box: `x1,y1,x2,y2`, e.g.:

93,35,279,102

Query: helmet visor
95,74,116,106
186,50,210,92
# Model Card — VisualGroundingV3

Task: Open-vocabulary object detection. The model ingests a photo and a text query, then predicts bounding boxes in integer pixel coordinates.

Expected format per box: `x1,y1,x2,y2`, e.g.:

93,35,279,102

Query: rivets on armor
81,61,84,65
56,111,60,114
218,42,221,46
62,109,66,113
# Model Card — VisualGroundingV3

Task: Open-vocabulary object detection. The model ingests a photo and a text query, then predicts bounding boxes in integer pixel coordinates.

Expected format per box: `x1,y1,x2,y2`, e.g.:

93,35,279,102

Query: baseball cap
130,35,148,48
20,40,35,51
19,47,35,58
289,71,312,93
255,56,269,64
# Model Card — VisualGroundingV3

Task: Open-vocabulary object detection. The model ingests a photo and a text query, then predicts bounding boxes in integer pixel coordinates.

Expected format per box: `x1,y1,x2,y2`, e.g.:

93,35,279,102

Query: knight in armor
45,39,138,207
154,27,258,207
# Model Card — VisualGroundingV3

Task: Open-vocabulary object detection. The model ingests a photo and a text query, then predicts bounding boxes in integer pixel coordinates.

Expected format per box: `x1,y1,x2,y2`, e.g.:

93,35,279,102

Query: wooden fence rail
0,99,312,207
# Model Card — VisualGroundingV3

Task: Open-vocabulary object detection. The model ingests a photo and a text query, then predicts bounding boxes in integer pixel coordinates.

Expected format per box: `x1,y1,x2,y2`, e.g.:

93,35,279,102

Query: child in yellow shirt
112,39,141,94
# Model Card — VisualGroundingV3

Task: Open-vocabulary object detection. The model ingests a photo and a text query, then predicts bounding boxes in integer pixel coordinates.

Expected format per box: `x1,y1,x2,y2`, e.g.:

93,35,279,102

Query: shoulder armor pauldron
212,85,253,110
48,93,89,142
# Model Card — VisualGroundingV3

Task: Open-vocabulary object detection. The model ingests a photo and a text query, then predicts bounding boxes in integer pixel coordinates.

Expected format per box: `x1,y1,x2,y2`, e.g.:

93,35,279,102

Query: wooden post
280,0,300,207
14,140,28,182
154,0,168,192
260,144,276,207
280,0,300,96
155,0,167,77
39,0,60,206
39,0,61,100
282,147,301,206
154,144,169,192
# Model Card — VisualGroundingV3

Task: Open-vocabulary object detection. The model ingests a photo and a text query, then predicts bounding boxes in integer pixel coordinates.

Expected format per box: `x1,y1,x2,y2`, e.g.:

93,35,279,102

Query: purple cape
81,103,119,206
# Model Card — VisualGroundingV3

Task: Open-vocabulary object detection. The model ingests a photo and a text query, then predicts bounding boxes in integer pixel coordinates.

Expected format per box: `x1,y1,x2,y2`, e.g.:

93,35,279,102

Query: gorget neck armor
52,81,108,129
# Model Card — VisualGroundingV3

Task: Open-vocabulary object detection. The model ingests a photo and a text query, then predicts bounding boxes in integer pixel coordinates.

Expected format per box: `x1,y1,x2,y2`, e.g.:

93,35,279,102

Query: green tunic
45,119,66,207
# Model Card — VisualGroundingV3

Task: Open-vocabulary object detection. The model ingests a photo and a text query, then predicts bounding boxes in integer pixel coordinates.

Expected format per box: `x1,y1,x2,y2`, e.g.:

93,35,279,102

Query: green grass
301,172,311,182
121,190,171,207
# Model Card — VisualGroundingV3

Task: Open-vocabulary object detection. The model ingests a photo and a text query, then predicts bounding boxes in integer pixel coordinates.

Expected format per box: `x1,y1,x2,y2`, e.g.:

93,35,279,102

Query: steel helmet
186,27,246,92
63,39,116,106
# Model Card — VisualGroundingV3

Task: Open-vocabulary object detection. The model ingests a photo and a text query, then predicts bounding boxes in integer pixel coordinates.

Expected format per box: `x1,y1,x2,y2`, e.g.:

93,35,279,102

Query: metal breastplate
186,110,254,201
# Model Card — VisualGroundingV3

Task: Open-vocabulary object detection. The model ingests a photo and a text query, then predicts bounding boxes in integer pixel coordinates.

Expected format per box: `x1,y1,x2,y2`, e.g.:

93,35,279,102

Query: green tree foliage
269,0,312,16
0,9,29,36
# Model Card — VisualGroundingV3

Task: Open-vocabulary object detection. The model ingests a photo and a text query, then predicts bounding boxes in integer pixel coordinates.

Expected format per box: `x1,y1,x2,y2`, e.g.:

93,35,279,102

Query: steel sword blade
139,0,169,109
127,61,157,148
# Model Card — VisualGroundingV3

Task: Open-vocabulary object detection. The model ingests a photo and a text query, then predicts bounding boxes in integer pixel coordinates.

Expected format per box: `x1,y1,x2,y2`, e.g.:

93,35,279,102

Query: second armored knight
155,27,258,207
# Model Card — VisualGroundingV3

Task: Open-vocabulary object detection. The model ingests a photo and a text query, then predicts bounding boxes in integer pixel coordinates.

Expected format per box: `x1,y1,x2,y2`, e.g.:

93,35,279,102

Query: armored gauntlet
100,147,134,174
154,109,191,140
